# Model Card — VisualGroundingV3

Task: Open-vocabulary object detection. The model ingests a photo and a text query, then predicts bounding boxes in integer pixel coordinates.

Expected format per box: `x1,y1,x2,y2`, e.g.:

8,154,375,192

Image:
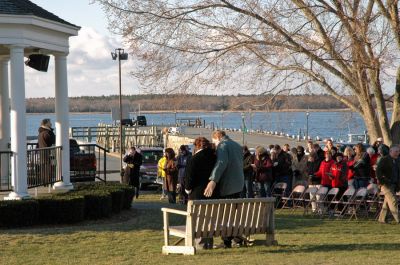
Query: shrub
37,195,85,224
73,182,134,210
0,200,39,227
70,190,112,220
107,188,124,213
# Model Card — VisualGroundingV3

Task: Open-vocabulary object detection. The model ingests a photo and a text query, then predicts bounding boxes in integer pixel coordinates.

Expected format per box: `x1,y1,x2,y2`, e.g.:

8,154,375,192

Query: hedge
37,195,85,224
73,182,134,210
0,200,39,227
69,190,113,220
0,182,133,228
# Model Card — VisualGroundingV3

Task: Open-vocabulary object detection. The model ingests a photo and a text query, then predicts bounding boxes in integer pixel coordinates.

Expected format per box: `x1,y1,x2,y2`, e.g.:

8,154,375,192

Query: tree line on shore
25,94,389,113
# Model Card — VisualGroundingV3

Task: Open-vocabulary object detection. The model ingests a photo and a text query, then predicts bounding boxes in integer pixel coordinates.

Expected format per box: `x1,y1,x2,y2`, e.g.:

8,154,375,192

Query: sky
26,0,139,98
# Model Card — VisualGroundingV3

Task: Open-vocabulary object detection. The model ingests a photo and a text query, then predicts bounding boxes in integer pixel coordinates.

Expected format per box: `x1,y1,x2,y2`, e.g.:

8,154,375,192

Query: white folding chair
303,186,319,215
313,186,329,216
281,184,306,210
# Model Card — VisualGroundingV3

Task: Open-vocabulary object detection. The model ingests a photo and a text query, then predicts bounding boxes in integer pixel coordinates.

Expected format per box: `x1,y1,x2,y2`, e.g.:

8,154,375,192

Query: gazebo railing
0,151,13,191
27,146,63,188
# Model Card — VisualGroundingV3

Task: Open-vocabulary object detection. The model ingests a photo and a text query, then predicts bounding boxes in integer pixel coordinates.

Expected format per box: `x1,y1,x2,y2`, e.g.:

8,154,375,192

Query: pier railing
70,125,162,152
0,151,12,191
27,146,63,188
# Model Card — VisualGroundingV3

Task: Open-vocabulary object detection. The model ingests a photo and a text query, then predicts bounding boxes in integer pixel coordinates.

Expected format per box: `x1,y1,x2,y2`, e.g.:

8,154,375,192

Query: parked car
121,118,134,126
138,147,163,189
69,139,97,182
134,115,147,126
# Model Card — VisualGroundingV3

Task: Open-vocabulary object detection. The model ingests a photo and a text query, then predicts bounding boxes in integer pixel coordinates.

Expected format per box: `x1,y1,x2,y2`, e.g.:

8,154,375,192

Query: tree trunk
390,67,400,144
361,104,381,144
370,69,392,145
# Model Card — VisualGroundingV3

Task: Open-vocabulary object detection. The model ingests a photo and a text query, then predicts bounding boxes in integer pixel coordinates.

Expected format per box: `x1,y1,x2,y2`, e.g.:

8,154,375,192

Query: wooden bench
161,197,277,255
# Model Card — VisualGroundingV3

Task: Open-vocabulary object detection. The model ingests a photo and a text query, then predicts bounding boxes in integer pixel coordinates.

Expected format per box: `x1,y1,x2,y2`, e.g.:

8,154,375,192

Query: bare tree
94,0,400,143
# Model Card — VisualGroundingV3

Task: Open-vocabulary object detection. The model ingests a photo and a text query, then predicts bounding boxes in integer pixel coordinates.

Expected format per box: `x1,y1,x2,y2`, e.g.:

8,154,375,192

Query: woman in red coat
314,151,334,189
330,153,347,197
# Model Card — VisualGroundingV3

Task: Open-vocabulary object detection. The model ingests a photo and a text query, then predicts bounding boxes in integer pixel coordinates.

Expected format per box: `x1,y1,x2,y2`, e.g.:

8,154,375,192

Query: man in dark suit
376,145,400,224
123,147,143,198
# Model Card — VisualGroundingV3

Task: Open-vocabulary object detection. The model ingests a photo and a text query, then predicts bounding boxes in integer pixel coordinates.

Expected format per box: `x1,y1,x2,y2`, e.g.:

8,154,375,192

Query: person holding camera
123,146,143,199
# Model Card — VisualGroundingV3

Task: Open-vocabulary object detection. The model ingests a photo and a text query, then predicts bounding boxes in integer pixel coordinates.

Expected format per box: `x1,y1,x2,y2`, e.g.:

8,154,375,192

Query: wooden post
265,203,277,246
163,211,169,247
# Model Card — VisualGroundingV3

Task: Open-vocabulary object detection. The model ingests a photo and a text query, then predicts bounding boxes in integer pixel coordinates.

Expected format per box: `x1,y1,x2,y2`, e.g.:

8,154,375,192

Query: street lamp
111,48,128,181
241,112,246,145
306,111,310,141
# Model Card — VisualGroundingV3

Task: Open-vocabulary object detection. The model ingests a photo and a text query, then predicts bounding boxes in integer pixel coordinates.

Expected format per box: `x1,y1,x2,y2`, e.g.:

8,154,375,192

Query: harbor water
27,111,369,142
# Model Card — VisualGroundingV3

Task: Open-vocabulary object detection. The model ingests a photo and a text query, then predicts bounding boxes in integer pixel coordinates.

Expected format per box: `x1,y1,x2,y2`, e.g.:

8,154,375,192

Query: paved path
181,127,305,148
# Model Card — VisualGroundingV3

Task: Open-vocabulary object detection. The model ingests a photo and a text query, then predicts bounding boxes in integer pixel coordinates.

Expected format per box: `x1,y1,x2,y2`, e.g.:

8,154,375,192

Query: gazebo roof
0,0,78,28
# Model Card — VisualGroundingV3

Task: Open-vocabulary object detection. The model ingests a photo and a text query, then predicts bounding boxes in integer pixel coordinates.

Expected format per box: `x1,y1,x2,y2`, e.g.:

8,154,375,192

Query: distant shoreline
27,108,361,115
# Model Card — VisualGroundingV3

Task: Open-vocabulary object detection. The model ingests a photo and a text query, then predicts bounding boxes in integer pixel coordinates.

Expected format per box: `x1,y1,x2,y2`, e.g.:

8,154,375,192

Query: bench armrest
161,208,189,216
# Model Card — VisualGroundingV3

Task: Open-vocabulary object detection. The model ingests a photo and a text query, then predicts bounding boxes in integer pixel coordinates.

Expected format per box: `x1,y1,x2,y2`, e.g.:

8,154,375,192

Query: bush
37,195,85,224
0,200,39,227
71,190,112,220
107,188,124,213
119,186,135,210
73,182,134,210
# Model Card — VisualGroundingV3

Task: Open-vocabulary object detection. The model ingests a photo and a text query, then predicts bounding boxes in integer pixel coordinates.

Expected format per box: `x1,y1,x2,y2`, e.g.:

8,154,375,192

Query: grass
1,192,400,265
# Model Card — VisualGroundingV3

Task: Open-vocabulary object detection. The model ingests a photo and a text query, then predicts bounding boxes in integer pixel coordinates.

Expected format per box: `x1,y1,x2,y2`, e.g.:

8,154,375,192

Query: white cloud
25,27,139,98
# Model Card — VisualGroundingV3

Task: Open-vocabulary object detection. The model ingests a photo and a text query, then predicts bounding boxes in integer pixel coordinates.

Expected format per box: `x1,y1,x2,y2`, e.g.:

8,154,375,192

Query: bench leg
265,204,278,246
162,246,196,255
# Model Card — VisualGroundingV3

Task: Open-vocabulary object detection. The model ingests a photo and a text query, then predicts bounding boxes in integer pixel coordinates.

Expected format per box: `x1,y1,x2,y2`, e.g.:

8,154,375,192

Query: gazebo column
0,59,11,189
53,54,73,190
5,45,29,200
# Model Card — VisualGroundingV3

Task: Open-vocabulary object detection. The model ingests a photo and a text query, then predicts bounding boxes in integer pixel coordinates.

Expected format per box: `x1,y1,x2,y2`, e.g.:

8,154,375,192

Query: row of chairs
273,182,384,220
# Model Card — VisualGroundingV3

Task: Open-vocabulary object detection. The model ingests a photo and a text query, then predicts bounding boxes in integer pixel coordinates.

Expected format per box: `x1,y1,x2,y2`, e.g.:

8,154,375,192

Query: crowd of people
153,131,400,227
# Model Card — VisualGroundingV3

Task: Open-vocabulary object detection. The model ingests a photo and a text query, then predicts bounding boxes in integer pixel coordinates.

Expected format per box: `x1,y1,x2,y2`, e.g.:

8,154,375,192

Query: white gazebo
0,0,80,199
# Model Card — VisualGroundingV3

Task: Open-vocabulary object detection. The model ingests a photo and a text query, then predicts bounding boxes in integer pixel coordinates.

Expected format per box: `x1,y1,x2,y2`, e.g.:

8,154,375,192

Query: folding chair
281,184,306,210
271,182,288,208
313,186,329,216
334,187,356,219
346,188,368,220
302,186,319,215
322,188,340,218
365,184,379,218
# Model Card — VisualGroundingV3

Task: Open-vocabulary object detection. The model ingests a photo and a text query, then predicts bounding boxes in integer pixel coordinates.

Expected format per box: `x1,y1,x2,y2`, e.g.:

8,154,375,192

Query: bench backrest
187,198,275,239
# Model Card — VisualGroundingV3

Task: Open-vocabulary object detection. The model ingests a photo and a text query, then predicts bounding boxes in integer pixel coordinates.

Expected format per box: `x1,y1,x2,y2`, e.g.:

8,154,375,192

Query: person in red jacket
329,153,347,197
315,151,335,189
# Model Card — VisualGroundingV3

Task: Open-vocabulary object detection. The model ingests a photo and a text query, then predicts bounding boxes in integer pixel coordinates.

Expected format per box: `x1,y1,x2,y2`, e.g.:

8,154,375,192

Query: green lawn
1,193,399,265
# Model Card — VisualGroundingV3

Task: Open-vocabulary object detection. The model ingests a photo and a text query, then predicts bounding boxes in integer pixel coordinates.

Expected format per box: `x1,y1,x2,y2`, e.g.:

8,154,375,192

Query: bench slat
214,203,225,237
195,204,206,238
257,202,267,233
250,202,260,235
232,202,243,237
221,203,231,237
244,202,254,236
201,204,213,238
238,202,249,236
207,204,217,238
226,203,237,237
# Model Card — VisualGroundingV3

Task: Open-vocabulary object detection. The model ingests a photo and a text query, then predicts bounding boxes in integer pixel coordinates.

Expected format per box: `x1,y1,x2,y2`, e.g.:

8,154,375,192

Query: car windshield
141,150,163,164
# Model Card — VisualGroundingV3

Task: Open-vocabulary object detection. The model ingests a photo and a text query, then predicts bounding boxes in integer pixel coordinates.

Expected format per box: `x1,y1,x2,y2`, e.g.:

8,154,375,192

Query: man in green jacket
376,145,400,224
204,130,244,198
204,130,244,248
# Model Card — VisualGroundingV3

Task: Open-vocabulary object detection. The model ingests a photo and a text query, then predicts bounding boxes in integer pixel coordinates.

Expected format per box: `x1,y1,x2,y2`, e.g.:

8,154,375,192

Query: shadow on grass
252,240,400,253
0,202,367,236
